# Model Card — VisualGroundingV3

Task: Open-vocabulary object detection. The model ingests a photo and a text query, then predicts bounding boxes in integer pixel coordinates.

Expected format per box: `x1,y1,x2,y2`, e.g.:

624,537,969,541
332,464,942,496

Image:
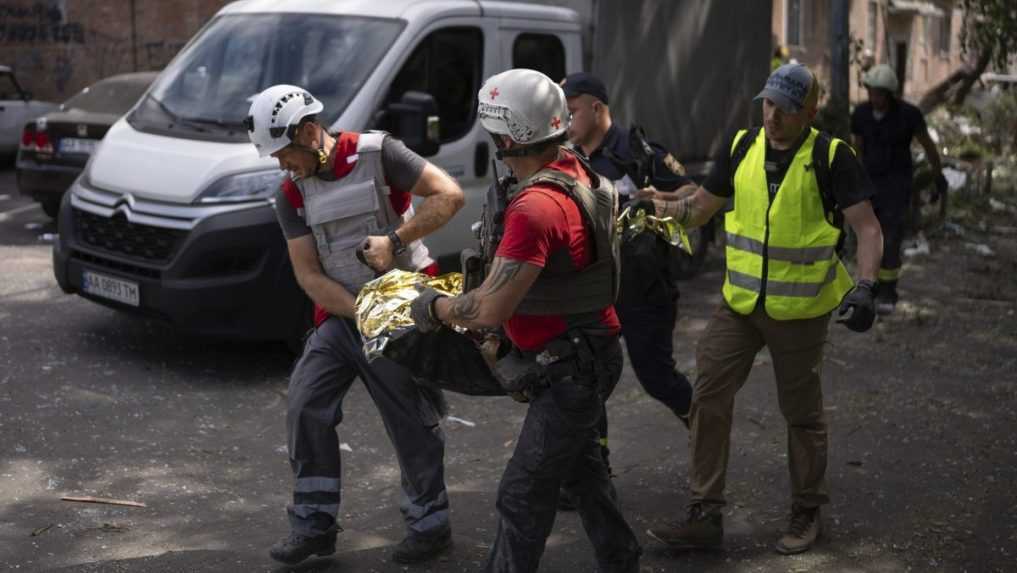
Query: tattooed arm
398,162,465,244
433,257,541,331
651,186,728,229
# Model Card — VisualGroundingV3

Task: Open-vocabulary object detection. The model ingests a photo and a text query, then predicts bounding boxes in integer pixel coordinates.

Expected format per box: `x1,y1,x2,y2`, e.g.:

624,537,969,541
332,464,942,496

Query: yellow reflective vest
722,127,854,320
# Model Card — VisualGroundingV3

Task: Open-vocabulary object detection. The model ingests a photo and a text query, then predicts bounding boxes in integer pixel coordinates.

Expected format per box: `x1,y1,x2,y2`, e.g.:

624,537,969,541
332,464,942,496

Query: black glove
410,288,446,333
629,198,656,217
932,173,948,203
836,279,876,333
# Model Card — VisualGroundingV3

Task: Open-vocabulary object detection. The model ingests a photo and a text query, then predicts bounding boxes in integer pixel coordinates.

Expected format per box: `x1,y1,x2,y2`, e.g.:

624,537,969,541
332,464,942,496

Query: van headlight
196,170,285,204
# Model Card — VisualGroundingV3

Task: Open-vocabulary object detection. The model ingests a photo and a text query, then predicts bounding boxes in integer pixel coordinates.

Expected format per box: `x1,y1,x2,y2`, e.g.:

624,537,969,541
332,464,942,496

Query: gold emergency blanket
354,269,505,396
616,205,693,254
356,269,463,359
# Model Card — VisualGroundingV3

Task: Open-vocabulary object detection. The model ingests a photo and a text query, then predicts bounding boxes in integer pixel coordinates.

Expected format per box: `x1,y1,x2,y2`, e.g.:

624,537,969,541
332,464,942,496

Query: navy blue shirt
851,98,927,177
582,124,692,202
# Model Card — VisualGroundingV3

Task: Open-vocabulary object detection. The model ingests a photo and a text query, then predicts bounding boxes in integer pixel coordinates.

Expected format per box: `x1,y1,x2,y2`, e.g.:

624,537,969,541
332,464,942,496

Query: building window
938,10,952,54
786,0,802,47
867,0,878,49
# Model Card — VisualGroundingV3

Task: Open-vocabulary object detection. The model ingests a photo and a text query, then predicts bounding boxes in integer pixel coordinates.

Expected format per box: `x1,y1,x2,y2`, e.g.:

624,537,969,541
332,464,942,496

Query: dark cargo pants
689,303,830,510
485,337,642,573
285,316,449,539
871,171,912,282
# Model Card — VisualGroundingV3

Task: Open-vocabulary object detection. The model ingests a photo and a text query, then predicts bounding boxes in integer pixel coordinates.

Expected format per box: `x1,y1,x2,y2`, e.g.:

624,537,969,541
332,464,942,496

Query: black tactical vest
478,149,620,317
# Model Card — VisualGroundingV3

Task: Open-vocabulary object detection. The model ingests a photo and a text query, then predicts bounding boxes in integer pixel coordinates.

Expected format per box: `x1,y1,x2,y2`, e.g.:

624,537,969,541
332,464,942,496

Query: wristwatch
387,230,407,256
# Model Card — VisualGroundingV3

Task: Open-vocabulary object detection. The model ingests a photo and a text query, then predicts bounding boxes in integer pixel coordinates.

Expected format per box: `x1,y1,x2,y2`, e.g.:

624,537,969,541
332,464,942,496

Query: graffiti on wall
0,3,85,44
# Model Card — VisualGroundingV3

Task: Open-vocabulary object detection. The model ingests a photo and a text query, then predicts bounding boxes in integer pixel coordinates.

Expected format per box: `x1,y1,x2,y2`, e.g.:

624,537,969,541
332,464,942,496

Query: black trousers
484,337,641,573
871,171,912,279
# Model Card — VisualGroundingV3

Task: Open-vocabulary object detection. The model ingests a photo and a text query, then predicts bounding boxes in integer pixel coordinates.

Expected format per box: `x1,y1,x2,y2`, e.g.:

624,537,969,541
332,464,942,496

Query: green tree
919,0,1017,112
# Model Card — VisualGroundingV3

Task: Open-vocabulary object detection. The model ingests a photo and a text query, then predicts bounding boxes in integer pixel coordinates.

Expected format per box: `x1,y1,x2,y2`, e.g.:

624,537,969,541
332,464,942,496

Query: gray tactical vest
295,131,433,295
492,151,620,316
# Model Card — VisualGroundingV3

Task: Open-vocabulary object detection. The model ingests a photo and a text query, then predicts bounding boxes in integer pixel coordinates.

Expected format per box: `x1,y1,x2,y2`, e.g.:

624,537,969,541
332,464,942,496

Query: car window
130,14,404,142
62,77,154,114
385,27,484,143
512,33,565,83
0,73,21,100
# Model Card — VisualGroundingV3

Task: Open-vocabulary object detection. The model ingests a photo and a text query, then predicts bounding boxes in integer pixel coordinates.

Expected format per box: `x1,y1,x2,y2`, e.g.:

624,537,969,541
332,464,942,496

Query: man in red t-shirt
411,70,640,573
246,85,464,566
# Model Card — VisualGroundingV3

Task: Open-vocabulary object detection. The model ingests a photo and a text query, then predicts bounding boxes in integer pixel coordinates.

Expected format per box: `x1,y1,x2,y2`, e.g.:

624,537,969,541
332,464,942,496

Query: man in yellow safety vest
637,64,884,556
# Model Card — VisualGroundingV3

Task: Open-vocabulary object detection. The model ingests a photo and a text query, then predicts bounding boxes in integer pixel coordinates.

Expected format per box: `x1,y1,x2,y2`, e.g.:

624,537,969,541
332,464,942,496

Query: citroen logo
77,124,88,137
112,193,135,218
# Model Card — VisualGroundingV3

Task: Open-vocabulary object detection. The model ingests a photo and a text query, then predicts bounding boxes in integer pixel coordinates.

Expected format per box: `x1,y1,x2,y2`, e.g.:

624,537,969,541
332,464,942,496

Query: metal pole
130,0,138,71
829,0,851,121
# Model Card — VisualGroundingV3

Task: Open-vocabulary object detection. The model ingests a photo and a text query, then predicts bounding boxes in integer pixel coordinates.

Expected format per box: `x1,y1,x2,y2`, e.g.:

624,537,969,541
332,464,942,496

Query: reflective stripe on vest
297,131,433,295
721,127,854,320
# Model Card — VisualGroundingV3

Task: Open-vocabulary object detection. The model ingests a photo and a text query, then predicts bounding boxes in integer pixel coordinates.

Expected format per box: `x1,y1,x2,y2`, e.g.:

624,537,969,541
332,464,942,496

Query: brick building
0,0,230,102
771,0,967,103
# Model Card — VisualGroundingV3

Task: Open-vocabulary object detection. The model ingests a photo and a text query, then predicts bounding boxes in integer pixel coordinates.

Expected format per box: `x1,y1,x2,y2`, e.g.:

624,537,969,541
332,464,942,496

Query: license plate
82,270,139,307
59,138,98,156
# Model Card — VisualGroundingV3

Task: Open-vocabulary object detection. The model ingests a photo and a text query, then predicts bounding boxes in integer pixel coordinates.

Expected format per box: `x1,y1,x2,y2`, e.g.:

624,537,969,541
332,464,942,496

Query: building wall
0,0,231,102
772,0,967,105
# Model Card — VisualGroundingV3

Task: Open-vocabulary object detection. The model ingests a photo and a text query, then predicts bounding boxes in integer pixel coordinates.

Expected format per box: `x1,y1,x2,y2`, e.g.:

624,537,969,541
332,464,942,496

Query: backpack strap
729,126,761,185
810,130,842,228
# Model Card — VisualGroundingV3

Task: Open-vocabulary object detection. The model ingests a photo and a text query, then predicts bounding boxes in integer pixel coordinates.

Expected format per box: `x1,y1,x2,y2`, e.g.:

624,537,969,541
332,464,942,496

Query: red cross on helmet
477,69,569,151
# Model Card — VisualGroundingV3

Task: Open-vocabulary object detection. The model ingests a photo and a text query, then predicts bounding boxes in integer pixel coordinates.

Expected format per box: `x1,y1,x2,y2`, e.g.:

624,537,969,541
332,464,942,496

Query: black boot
392,529,452,563
268,527,338,565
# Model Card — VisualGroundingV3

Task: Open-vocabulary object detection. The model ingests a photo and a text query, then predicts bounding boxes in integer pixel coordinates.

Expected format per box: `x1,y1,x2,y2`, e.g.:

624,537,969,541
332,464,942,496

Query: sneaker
268,527,337,565
775,504,821,555
647,504,723,549
392,530,452,564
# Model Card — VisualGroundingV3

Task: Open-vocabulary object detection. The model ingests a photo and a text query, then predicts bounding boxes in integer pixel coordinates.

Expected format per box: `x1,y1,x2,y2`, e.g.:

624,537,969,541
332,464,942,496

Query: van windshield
128,13,403,142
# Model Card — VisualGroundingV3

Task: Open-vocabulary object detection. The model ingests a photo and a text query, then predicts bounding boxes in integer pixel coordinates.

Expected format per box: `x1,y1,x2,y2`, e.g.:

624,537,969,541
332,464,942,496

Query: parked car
16,72,158,218
53,0,582,348
0,65,57,159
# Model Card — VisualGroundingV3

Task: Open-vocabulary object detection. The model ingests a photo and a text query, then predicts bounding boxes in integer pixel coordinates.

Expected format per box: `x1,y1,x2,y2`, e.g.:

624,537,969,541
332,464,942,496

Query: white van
53,0,582,346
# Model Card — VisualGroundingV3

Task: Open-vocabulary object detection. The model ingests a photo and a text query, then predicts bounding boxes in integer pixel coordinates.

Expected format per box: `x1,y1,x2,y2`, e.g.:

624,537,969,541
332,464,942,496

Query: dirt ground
1,166,1015,572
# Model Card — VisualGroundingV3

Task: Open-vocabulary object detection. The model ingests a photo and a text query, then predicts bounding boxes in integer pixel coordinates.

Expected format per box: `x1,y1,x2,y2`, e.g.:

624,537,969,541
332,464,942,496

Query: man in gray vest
245,84,464,565
411,69,641,573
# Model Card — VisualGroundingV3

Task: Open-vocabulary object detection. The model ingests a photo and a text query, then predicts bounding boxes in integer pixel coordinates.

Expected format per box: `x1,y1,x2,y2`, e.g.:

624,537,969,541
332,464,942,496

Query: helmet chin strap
287,127,330,175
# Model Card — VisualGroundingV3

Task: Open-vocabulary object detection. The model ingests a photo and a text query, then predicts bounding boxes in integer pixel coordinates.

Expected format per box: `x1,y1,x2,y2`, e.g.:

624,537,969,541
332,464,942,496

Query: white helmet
863,64,899,93
478,69,568,154
245,84,324,157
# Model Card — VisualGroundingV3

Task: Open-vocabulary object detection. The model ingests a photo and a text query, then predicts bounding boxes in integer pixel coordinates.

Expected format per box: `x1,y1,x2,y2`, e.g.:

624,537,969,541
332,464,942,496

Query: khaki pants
690,302,830,509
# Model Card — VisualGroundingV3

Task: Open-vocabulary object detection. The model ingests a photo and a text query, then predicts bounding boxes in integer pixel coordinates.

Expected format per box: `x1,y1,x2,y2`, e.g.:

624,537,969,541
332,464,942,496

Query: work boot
646,503,724,549
268,526,338,564
775,503,821,555
875,280,898,315
392,530,452,564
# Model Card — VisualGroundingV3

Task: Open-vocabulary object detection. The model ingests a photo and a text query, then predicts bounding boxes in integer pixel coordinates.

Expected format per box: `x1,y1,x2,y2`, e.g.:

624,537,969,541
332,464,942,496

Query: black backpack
728,127,843,231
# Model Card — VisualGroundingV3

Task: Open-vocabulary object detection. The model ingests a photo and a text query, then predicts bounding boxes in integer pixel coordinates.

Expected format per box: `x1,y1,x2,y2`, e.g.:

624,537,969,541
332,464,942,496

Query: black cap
562,72,609,105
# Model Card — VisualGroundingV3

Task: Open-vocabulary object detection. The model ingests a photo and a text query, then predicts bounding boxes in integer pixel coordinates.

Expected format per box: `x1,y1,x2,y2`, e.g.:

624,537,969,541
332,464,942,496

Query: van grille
73,208,185,263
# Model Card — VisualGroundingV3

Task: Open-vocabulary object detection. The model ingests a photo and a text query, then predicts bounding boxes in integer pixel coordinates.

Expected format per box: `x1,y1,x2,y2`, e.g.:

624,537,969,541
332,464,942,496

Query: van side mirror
383,91,440,158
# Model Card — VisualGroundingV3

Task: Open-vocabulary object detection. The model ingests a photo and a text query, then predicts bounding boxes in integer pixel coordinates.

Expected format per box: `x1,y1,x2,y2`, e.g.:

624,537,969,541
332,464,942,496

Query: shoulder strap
811,130,840,227
357,131,386,153
729,127,761,172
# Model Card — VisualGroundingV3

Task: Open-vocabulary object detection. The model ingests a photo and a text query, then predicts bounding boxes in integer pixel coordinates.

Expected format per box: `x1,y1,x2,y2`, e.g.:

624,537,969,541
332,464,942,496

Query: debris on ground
904,233,931,257
964,242,995,257
61,496,147,508
446,415,476,427
339,442,353,453
30,524,55,537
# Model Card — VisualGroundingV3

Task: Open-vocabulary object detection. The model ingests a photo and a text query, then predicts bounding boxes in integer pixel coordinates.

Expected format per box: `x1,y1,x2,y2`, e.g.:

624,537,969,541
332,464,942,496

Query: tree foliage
959,0,1017,71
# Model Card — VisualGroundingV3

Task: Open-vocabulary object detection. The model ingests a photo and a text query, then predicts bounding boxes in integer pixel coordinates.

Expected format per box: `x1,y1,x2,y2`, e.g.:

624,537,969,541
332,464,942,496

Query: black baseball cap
562,72,609,105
